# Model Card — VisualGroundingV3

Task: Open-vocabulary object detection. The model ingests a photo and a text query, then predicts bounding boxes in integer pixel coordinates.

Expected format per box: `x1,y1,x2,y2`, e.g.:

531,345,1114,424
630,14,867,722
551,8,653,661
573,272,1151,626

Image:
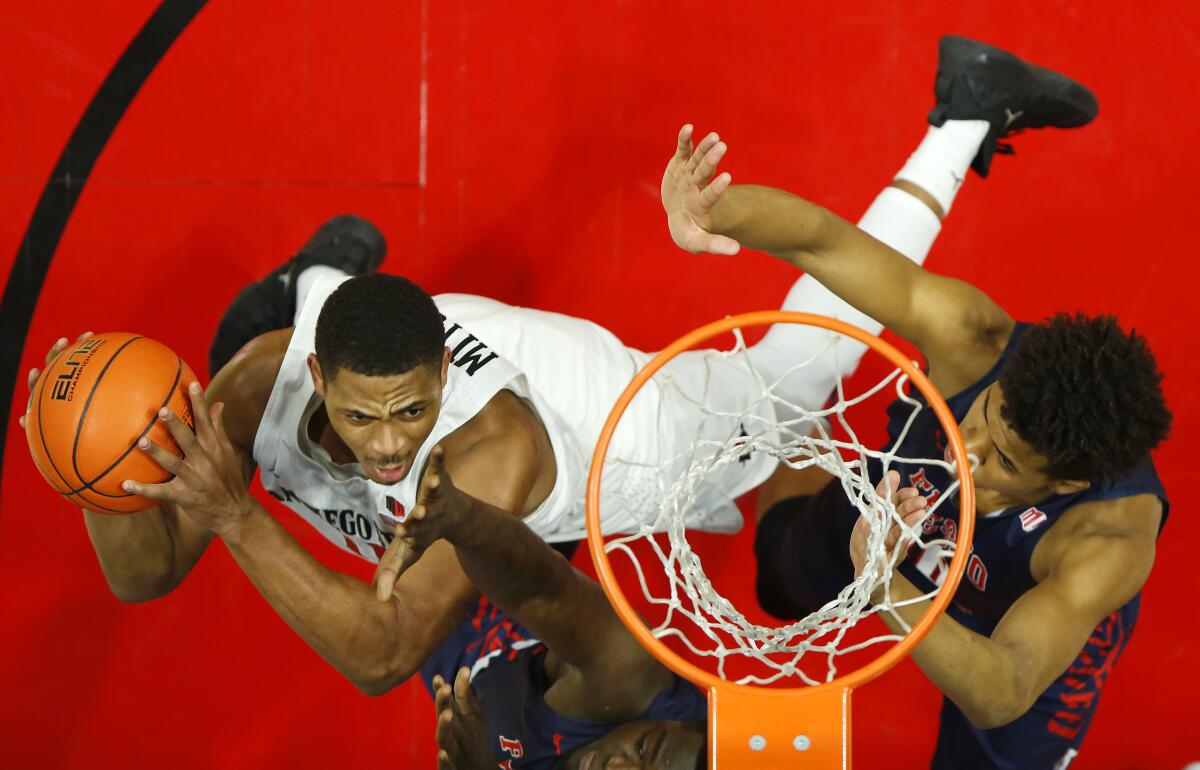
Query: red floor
1,2,1197,768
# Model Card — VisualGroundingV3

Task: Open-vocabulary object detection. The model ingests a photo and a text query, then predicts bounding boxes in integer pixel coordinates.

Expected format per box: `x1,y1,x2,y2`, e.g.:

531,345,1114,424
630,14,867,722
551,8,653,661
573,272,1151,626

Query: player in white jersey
25,69,991,695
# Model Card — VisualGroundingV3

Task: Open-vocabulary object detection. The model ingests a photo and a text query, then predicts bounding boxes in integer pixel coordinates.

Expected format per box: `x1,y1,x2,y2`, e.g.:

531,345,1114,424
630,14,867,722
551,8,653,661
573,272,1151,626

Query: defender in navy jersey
664,38,1171,770
388,446,708,770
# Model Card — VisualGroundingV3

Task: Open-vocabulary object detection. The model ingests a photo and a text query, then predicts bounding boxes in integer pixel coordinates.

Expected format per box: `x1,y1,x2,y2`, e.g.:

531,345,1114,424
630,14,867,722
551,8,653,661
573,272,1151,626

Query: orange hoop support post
586,312,975,769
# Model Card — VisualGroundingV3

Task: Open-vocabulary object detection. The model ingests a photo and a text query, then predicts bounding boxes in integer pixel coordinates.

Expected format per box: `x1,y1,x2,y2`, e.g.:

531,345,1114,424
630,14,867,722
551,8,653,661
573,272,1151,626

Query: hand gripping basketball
122,382,256,537
18,332,93,430
373,445,464,600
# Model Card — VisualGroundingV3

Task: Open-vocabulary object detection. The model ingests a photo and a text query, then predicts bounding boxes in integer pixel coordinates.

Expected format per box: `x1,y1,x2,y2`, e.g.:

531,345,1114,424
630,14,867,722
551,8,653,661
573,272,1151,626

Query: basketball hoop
586,311,975,768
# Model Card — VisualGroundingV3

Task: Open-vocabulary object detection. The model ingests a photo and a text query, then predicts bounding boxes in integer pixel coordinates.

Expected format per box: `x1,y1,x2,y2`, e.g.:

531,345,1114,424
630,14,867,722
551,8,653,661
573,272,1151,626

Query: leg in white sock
747,121,987,413
294,265,349,324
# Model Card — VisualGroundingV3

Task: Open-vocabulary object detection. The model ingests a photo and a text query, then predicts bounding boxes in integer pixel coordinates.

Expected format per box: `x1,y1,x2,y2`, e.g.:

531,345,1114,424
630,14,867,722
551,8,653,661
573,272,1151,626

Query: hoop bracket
711,684,851,769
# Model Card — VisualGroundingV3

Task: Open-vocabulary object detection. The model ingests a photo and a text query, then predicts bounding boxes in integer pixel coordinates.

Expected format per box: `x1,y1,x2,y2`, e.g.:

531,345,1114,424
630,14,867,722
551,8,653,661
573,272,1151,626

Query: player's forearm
708,184,844,263
710,184,933,343
879,574,1032,728
220,502,421,694
82,508,208,602
447,493,602,659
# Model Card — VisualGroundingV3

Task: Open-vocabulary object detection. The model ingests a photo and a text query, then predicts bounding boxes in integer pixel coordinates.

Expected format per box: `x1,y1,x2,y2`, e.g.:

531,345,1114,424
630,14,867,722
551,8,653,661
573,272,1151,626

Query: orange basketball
24,333,198,514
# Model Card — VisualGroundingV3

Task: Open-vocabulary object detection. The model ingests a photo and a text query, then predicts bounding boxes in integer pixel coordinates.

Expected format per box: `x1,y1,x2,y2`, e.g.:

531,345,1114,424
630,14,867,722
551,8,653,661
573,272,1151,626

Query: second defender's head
959,312,1171,504
309,274,447,485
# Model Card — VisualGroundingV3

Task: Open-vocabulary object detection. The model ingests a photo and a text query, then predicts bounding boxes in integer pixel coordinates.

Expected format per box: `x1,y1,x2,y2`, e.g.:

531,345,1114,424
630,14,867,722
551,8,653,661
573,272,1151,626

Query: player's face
313,354,448,486
958,382,1085,510
564,720,704,769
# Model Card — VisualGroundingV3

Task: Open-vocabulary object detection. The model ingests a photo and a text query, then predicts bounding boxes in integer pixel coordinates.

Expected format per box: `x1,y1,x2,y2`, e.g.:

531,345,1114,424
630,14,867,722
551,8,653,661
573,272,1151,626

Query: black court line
0,0,207,485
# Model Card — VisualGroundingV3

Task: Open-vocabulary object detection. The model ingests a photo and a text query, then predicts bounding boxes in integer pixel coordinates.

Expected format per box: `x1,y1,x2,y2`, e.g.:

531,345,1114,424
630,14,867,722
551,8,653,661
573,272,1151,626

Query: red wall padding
2,2,1197,768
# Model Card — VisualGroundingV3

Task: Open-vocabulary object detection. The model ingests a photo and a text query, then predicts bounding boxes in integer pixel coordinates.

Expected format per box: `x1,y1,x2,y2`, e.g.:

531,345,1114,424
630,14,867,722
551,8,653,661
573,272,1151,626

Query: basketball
24,333,197,514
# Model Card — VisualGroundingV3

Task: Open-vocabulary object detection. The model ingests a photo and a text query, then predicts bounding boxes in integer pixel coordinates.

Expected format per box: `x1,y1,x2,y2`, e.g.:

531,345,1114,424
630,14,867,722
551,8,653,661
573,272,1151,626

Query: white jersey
253,276,777,563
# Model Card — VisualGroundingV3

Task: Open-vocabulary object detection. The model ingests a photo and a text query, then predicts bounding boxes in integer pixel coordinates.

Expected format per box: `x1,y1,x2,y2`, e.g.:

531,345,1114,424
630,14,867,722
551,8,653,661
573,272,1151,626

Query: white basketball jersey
253,277,778,563
252,276,584,563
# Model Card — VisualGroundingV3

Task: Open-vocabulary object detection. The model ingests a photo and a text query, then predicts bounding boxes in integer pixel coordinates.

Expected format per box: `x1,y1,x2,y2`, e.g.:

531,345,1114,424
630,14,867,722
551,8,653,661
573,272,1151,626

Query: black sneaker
277,214,387,321
928,35,1099,177
208,215,386,375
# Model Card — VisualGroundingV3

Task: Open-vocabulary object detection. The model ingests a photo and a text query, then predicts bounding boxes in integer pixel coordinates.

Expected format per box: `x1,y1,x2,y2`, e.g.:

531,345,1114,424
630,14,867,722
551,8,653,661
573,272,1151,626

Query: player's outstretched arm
662,125,1015,390
379,445,677,721
853,492,1162,728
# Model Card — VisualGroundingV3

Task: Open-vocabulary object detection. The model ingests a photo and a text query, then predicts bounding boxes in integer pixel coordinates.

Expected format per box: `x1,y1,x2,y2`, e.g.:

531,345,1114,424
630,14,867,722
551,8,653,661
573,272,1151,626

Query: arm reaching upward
662,124,1015,392
378,446,676,721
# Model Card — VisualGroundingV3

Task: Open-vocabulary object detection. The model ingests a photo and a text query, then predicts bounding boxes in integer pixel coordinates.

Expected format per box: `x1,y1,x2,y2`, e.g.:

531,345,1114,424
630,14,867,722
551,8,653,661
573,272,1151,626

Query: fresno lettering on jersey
908,468,943,508
498,735,524,769
908,468,988,592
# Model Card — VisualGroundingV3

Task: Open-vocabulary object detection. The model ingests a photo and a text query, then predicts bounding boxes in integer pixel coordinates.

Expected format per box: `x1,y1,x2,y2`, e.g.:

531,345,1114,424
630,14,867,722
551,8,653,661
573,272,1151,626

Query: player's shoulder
925,307,1016,395
444,390,541,466
1034,493,1163,585
207,328,294,450
440,389,548,509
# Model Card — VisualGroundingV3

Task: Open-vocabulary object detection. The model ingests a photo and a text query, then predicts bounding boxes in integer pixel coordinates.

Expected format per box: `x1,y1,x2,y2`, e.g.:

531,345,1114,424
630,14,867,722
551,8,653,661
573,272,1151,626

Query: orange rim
585,311,975,698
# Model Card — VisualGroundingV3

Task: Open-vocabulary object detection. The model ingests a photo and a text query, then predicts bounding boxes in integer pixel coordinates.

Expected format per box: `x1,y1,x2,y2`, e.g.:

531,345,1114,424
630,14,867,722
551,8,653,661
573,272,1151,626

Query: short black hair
314,273,445,379
999,312,1171,483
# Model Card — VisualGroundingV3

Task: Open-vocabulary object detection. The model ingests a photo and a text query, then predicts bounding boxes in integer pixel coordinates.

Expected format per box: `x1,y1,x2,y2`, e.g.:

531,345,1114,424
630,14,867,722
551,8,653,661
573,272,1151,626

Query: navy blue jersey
420,597,707,769
860,322,1169,769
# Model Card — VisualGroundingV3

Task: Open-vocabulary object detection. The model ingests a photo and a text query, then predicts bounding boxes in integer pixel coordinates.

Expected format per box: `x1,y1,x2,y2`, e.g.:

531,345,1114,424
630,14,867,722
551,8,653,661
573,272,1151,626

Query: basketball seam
80,354,185,497
35,346,81,494
67,335,145,495
69,335,143,482
67,488,137,515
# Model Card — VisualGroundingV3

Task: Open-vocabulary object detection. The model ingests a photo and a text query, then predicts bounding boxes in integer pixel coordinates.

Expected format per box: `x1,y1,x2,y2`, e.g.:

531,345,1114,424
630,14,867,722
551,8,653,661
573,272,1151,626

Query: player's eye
405,407,424,417
635,731,649,757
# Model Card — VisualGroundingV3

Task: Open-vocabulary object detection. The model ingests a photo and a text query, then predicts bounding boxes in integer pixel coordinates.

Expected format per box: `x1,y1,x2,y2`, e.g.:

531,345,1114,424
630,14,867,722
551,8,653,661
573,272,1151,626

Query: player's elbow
103,568,180,604
962,693,1034,730
343,615,426,696
347,653,421,697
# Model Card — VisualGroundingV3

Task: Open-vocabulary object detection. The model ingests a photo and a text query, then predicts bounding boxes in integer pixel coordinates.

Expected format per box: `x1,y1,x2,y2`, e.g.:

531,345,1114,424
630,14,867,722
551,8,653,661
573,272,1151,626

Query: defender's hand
123,382,255,537
19,332,93,429
661,124,741,256
433,668,492,770
373,445,464,600
850,470,929,580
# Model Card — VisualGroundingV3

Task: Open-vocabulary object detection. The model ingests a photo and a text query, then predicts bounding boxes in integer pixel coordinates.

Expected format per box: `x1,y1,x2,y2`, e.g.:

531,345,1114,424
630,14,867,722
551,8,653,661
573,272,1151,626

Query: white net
596,322,971,687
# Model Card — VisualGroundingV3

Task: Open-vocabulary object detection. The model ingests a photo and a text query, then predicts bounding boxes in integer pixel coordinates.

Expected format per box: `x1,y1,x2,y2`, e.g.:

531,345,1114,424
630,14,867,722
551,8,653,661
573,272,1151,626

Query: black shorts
753,480,859,620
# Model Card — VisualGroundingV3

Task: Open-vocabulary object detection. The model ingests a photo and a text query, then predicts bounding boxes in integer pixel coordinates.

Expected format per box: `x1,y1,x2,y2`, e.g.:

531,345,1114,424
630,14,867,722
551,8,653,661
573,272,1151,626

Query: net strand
599,327,968,686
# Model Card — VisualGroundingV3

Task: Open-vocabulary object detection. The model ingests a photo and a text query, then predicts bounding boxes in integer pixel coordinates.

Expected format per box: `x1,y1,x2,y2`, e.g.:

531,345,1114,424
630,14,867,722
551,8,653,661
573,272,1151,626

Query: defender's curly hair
999,312,1171,483
315,273,444,379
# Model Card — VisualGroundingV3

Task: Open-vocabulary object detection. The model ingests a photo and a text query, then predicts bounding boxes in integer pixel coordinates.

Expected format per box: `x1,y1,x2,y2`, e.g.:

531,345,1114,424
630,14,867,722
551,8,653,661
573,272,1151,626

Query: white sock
894,120,989,214
747,185,943,414
294,265,348,324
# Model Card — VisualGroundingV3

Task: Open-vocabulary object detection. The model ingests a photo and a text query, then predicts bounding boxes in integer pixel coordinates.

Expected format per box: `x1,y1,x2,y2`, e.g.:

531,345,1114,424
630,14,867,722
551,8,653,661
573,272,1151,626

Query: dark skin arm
661,125,1015,395
380,445,677,722
126,336,545,694
851,485,1162,728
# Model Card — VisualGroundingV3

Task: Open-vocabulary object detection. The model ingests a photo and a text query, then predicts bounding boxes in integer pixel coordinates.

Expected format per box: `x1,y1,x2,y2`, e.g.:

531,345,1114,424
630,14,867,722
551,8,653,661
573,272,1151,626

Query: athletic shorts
753,481,859,620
